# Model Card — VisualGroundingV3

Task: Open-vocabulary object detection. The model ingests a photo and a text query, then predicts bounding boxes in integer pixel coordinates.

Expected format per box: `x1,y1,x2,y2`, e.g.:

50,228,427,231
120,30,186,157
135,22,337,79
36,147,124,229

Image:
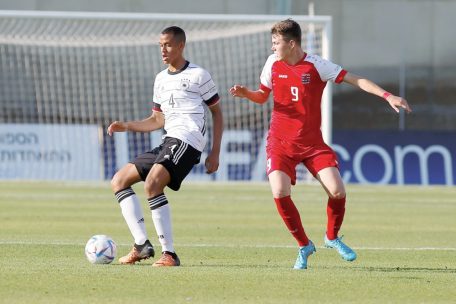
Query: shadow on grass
107,263,456,273
183,264,286,269
349,266,456,274
109,262,288,269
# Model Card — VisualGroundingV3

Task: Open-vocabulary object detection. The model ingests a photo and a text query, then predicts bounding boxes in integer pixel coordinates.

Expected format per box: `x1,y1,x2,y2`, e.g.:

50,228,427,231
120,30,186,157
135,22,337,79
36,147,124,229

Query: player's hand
204,152,219,174
386,95,412,114
106,121,128,136
229,85,247,98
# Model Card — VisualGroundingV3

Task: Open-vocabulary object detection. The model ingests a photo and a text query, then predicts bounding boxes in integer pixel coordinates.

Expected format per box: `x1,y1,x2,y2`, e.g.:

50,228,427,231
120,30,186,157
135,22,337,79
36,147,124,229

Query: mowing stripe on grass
1,240,455,251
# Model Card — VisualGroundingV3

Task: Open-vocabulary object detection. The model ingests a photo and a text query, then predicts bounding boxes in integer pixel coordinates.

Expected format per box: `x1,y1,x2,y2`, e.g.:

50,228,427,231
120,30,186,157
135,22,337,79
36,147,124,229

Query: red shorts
266,137,339,185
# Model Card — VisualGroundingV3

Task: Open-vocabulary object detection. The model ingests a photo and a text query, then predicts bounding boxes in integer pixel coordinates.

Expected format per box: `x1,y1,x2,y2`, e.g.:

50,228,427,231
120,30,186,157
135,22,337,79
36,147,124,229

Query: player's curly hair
161,26,186,44
271,19,301,46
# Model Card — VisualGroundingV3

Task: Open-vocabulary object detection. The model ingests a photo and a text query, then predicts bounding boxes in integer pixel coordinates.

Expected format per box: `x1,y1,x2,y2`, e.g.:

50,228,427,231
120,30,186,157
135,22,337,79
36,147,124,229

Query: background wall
1,0,454,69
1,0,455,130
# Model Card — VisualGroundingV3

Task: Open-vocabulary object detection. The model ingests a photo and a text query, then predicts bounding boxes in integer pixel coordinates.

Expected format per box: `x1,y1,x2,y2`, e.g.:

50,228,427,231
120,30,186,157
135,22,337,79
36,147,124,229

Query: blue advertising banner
0,124,102,180
108,129,455,185
333,130,456,185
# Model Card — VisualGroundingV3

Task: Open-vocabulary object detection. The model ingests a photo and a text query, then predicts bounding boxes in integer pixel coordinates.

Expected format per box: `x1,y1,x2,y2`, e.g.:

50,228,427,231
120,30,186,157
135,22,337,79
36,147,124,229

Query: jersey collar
168,61,190,75
282,53,307,67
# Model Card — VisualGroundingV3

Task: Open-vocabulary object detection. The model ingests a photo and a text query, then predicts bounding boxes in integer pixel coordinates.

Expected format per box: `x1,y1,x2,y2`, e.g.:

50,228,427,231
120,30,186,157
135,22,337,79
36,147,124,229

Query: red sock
326,197,346,240
274,196,309,247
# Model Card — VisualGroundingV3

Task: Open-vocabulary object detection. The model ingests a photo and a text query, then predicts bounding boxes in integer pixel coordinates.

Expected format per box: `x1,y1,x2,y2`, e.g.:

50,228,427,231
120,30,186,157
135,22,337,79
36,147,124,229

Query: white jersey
153,62,219,152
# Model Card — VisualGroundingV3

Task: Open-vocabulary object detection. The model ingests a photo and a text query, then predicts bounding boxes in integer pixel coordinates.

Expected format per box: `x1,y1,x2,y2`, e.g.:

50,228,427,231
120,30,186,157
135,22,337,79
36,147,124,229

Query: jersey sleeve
152,102,162,112
260,54,276,90
306,54,346,83
152,74,162,105
204,93,220,107
199,70,219,105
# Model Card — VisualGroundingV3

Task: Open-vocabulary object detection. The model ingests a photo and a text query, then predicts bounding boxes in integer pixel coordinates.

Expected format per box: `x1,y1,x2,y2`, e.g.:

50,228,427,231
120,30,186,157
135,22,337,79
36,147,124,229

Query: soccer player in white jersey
107,26,223,266
230,19,411,269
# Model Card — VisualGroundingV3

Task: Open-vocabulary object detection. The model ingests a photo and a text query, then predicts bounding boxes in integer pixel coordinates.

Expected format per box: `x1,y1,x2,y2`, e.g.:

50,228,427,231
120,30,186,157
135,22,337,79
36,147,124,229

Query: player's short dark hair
271,19,301,46
161,26,186,44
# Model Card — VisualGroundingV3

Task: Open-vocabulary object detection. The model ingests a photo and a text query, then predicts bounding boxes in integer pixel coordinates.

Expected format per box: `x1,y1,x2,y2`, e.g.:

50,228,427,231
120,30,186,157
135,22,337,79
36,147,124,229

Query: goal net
0,11,332,181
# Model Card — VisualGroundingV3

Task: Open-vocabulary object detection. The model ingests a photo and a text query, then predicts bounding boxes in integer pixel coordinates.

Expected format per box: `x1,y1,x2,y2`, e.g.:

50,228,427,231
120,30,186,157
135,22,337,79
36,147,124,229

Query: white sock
115,188,148,245
148,194,174,253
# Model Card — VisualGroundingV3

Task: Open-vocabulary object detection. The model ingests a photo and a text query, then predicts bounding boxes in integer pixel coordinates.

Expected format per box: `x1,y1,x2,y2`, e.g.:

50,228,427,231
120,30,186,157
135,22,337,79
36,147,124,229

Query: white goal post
0,10,332,181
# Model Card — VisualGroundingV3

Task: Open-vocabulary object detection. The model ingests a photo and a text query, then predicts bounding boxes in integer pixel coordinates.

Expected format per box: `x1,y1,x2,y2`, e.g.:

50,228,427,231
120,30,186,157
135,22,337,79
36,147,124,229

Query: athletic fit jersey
153,61,219,152
260,53,346,145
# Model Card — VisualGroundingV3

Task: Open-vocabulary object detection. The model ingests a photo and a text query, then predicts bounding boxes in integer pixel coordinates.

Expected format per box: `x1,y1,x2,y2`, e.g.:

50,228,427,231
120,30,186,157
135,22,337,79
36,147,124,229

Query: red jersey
260,53,346,145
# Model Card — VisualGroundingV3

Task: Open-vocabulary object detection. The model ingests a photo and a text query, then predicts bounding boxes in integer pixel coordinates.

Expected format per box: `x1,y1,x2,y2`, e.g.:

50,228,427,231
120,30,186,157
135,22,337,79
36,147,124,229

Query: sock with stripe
115,187,148,245
326,196,346,240
274,196,309,247
148,193,175,253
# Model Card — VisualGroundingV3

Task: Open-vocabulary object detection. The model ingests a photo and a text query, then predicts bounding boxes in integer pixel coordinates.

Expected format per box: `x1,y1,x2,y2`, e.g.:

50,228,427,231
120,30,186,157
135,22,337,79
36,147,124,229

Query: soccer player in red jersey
230,19,411,269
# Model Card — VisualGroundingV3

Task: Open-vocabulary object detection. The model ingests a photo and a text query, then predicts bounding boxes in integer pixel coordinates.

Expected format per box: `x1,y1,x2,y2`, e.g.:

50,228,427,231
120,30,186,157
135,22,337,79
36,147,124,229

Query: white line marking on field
0,240,455,251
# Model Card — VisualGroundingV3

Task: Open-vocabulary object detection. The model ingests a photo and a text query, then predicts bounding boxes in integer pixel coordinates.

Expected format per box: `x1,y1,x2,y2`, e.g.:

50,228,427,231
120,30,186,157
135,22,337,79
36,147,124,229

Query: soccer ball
84,235,117,264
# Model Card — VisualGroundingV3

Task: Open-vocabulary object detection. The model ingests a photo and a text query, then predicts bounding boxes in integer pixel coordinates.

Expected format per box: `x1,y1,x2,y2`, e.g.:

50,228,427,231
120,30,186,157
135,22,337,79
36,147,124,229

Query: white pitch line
0,240,455,251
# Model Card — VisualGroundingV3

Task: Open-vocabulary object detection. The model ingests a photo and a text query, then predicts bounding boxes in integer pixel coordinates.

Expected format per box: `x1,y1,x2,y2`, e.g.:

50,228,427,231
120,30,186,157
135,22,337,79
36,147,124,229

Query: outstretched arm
205,102,224,174
107,111,165,136
229,85,270,104
343,72,412,113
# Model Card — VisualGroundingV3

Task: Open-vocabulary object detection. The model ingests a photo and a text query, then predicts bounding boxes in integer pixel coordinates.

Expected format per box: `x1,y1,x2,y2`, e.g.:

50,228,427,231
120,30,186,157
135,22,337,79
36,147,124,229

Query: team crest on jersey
180,79,190,90
301,73,311,84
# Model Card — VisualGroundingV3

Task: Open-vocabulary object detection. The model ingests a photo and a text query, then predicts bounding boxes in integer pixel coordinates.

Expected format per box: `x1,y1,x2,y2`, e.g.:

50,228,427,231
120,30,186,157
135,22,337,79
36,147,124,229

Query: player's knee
328,189,346,200
110,172,127,193
110,174,120,192
271,188,290,198
144,177,165,197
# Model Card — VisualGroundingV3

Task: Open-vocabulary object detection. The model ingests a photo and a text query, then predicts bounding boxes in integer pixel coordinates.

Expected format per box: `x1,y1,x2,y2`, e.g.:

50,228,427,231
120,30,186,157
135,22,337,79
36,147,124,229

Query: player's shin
274,196,309,247
115,187,148,245
326,197,346,240
148,193,175,253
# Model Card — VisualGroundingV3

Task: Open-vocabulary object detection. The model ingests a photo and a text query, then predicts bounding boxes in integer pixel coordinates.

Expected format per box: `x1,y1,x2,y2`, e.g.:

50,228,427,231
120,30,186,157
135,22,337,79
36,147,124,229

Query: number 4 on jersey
169,94,175,107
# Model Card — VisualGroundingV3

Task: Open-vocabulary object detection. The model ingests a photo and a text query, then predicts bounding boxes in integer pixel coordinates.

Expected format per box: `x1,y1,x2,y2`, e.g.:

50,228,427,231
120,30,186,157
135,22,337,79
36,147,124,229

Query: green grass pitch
0,181,455,303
